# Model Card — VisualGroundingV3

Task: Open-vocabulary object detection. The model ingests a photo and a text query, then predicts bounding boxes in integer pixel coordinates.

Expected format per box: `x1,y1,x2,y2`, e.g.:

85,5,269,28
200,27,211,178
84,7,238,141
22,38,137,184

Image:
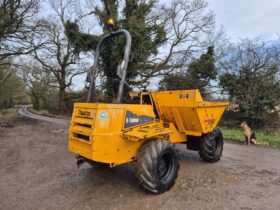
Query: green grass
221,127,280,147
0,108,18,124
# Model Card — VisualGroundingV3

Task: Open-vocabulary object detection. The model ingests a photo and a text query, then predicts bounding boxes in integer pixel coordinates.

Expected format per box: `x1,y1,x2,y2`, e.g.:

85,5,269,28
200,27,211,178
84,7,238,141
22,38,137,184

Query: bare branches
137,0,215,81
28,0,92,112
219,38,280,121
0,0,40,60
220,39,280,78
33,18,80,85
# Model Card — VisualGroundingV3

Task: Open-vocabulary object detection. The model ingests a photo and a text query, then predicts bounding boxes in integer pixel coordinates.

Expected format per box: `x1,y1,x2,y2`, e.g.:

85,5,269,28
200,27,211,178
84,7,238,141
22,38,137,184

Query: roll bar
87,29,132,103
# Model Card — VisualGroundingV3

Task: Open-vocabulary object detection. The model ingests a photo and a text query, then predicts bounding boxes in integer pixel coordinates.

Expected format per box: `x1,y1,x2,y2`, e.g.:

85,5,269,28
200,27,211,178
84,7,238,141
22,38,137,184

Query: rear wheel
136,139,179,194
199,128,224,163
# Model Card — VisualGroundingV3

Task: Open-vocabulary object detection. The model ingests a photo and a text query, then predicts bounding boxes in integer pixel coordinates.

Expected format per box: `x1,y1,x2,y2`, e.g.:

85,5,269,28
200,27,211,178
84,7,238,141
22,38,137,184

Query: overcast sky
207,0,280,41
73,0,280,90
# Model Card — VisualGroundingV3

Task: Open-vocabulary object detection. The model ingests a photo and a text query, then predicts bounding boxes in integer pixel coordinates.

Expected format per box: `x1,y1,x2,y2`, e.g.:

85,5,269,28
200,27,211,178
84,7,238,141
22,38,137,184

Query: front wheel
136,139,179,194
199,128,224,163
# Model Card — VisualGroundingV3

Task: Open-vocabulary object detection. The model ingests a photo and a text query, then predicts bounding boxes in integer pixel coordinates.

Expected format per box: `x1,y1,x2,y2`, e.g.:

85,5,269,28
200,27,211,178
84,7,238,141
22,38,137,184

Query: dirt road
18,107,69,126
0,114,279,210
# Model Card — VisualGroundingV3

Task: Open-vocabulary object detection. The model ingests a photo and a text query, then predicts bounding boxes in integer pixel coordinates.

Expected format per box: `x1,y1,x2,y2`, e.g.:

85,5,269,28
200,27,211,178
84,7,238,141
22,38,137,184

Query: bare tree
21,63,55,110
219,38,280,127
137,0,215,82
32,0,91,113
0,0,40,61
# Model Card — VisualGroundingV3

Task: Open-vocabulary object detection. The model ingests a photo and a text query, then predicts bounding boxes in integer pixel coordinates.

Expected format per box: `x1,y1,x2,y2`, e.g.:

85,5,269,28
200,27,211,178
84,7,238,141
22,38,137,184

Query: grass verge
221,127,280,147
0,108,18,124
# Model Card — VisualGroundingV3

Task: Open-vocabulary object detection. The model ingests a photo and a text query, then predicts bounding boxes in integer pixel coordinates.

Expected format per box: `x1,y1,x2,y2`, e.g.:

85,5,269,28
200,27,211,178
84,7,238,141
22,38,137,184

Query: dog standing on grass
240,121,257,145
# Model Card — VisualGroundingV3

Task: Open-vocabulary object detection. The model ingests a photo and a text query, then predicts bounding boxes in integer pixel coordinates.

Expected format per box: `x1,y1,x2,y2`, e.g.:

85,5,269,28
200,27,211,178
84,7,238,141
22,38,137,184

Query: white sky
207,0,280,41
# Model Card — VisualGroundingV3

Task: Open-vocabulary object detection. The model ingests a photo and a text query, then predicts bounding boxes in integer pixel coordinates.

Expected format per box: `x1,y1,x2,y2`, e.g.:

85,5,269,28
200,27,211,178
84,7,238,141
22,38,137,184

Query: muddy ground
0,117,279,210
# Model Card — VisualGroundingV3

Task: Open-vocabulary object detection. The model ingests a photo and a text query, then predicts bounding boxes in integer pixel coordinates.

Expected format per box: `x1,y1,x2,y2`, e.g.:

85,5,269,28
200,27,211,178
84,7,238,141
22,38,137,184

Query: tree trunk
9,98,13,108
58,68,67,114
58,87,67,114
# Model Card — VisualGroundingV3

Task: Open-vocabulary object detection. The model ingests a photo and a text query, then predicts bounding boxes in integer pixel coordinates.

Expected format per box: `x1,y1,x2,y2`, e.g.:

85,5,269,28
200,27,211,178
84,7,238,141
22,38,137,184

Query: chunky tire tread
136,139,179,194
199,128,224,163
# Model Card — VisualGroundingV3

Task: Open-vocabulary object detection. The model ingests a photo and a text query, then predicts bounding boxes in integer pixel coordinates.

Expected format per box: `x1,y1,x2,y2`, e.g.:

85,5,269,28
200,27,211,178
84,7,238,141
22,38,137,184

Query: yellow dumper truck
68,27,228,194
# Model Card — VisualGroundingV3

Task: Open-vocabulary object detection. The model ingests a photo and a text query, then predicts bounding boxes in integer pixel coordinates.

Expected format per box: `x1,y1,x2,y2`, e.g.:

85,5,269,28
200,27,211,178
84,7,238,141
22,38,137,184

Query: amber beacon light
107,18,115,27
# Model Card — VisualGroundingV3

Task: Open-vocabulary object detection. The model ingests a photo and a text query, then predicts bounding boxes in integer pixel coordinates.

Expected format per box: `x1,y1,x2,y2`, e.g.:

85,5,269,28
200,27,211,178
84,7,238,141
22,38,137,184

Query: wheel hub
157,153,173,181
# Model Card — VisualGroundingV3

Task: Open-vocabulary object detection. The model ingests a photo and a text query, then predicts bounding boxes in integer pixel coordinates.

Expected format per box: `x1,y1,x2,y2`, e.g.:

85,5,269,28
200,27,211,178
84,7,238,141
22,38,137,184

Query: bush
220,110,280,131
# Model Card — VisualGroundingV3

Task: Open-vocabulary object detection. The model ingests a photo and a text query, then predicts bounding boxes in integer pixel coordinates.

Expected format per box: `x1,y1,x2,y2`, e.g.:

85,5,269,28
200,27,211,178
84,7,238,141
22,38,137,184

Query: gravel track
0,111,279,209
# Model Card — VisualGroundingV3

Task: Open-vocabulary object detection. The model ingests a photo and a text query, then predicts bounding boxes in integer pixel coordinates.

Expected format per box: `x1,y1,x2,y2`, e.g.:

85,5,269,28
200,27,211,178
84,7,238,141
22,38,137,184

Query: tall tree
66,0,215,99
219,39,280,126
31,0,91,113
101,0,166,98
66,0,166,99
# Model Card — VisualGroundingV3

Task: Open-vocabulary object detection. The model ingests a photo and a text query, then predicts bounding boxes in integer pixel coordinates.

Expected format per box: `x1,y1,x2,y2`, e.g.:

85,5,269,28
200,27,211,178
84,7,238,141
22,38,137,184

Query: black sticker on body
124,111,154,128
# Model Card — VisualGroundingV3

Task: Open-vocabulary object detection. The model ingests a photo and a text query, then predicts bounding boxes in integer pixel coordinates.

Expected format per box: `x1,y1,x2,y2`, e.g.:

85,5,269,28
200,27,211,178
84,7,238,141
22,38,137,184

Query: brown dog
240,121,257,145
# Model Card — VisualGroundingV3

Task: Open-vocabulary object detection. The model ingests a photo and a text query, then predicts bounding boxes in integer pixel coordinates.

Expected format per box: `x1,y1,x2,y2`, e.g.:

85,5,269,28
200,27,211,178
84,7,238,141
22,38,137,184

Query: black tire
136,139,179,194
199,128,224,163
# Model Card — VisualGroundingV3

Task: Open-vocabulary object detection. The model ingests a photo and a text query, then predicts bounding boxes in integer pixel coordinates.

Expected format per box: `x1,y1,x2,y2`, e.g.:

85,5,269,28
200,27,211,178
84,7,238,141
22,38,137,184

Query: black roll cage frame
87,29,132,104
